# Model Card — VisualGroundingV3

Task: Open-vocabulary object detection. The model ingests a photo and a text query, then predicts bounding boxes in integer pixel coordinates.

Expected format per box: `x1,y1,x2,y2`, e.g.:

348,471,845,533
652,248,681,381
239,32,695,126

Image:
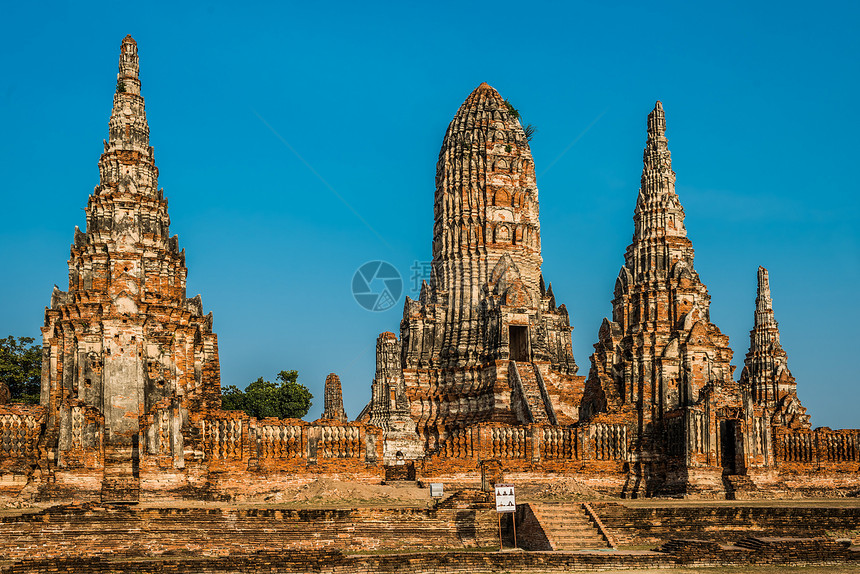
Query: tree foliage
221,370,313,420
0,336,41,404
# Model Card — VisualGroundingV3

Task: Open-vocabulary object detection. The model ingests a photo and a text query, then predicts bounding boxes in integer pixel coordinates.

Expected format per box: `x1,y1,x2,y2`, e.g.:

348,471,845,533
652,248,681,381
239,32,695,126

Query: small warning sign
494,483,516,513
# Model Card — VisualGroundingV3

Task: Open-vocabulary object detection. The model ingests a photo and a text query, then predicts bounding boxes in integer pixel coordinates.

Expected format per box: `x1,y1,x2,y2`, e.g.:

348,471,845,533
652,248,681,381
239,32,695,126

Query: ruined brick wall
773,427,859,470
2,538,857,573
592,502,860,546
0,404,46,494
0,504,500,560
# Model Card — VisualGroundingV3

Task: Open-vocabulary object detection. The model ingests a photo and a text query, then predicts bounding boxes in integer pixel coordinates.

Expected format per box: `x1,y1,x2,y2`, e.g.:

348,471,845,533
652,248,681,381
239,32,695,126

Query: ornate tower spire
322,373,348,422
41,37,223,501
582,101,735,464
740,267,810,428
107,36,151,156
361,83,583,454
634,102,688,244
430,82,544,362
754,266,777,331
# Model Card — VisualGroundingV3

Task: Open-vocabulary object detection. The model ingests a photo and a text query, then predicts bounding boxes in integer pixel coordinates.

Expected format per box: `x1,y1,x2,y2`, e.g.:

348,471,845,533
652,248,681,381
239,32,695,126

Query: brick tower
580,102,766,496
41,36,222,501
739,267,810,429
322,373,348,422
360,83,584,455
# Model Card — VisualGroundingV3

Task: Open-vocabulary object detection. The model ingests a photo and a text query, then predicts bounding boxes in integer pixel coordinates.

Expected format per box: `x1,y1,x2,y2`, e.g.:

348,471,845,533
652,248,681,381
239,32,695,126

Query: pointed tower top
647,100,667,140
743,266,807,427
756,266,774,316
757,266,771,295
632,100,685,242
106,36,151,158
464,81,502,104
322,373,349,422
117,35,141,93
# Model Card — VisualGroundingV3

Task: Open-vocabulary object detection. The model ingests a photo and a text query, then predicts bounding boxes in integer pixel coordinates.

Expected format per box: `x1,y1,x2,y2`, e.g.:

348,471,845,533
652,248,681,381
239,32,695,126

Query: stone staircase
723,474,759,500
511,361,551,424
100,445,139,503
529,503,612,550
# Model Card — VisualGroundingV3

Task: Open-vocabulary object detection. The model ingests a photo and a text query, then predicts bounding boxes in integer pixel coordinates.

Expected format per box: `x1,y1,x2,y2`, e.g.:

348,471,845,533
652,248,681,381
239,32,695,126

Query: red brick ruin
0,37,857,504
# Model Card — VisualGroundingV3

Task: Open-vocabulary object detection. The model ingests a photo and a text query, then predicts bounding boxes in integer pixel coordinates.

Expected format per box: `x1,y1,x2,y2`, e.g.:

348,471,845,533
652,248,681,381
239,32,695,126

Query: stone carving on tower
360,83,584,453
739,267,810,429
321,373,348,422
40,36,222,501
580,102,768,496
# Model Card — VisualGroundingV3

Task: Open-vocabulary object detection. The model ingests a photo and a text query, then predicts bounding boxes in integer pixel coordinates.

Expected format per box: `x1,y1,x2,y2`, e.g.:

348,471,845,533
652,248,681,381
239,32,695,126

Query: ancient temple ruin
39,36,222,501
578,102,752,495
359,83,584,457
0,40,856,503
576,103,844,497
739,267,810,429
322,373,348,422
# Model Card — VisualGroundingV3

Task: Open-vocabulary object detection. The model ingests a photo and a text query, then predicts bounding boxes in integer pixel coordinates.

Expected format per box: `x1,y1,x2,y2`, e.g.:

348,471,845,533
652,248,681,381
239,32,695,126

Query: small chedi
739,267,810,429
0,38,857,503
322,373,348,422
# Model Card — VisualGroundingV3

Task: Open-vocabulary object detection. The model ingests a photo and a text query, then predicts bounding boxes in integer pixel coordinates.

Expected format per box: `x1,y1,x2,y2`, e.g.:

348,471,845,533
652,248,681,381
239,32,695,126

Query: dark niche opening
720,419,737,474
509,325,530,362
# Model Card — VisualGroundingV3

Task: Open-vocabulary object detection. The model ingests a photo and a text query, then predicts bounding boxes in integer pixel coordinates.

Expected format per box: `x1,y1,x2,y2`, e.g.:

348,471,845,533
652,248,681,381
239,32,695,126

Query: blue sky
1,1,857,428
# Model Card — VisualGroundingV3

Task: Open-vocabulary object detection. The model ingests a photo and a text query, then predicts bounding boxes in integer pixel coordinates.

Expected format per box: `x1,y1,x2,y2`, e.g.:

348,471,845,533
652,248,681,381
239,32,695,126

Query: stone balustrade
774,427,860,467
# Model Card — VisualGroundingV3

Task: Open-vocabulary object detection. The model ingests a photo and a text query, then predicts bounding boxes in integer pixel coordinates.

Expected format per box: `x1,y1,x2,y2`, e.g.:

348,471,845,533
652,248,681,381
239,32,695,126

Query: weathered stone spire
634,101,687,243
754,266,778,334
431,82,544,363
88,35,164,253
582,102,736,485
322,373,348,422
41,37,223,501
361,83,583,452
107,35,151,157
740,267,810,428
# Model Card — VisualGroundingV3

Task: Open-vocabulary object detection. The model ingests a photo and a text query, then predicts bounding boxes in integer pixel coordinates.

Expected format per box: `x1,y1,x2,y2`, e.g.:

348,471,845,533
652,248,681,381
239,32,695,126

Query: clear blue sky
1,1,857,429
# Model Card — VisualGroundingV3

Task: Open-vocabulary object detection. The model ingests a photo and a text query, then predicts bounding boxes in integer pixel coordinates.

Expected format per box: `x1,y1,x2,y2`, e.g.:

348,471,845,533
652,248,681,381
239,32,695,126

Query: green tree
0,336,42,404
221,370,312,420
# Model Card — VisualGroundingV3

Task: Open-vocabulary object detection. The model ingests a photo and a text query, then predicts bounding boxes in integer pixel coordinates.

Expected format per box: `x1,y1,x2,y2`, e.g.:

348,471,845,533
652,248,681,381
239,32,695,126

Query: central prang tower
360,83,584,458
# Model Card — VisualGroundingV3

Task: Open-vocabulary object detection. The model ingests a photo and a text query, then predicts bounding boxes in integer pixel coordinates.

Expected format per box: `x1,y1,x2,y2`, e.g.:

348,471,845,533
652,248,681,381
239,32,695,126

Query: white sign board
430,483,444,497
494,483,516,513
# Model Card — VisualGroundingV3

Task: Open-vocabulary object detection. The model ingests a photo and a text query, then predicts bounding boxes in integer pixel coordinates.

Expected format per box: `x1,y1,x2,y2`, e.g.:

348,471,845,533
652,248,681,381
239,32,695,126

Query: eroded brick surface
0,41,856,503
322,373,348,422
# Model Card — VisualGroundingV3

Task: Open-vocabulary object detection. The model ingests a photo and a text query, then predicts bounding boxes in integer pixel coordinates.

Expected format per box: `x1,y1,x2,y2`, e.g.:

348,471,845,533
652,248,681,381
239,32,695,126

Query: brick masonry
0,539,857,573
0,37,857,504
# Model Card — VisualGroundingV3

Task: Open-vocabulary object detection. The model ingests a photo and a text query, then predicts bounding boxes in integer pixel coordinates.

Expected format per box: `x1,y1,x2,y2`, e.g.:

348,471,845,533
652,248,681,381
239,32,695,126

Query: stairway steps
511,361,550,423
530,503,612,551
101,445,140,503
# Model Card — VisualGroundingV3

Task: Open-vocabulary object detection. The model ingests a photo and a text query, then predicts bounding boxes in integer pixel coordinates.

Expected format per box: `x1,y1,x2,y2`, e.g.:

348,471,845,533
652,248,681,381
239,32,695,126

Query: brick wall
1,543,857,574
0,504,499,560
592,502,860,545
